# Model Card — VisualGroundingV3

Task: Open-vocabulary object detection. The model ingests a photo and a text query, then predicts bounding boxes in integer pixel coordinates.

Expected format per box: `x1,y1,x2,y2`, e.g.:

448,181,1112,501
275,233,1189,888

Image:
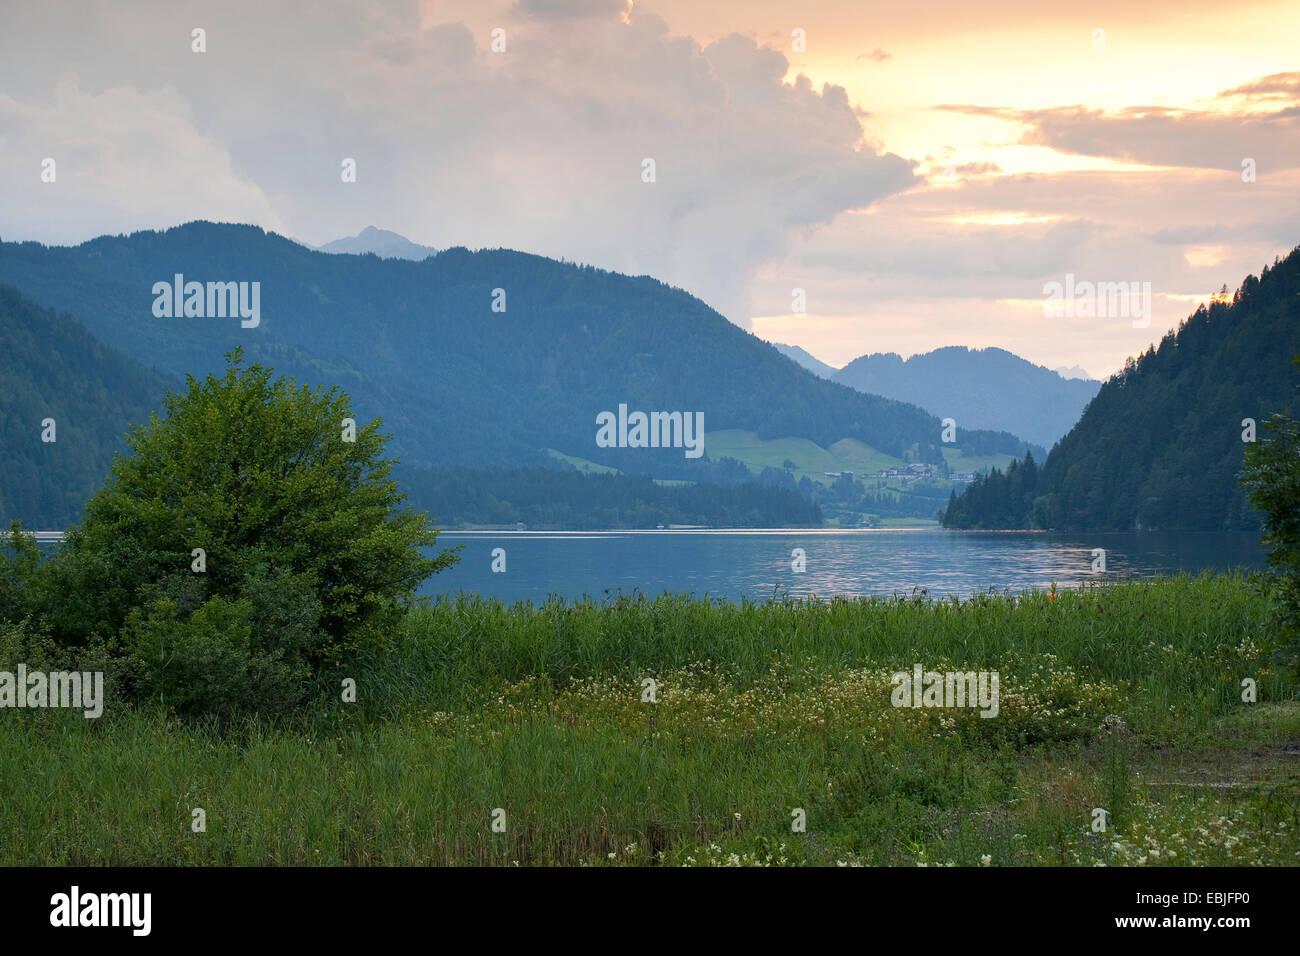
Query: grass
547,432,1017,501
941,445,1022,474
544,448,621,474
875,517,942,529
705,429,1019,490
1,573,1296,866
702,429,898,486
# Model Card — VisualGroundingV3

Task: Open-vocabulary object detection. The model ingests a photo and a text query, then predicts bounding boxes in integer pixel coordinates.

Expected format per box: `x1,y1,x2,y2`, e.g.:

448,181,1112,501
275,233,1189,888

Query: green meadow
2,573,1296,866
572,429,1022,489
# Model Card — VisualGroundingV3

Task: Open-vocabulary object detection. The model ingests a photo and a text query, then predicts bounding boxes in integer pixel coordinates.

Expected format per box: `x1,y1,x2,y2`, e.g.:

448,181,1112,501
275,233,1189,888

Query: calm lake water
422,529,1267,605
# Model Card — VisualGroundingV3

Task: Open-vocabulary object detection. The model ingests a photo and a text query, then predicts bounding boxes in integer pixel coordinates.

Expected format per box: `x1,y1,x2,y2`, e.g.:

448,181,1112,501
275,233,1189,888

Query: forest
0,284,823,530
395,463,823,529
942,247,1300,531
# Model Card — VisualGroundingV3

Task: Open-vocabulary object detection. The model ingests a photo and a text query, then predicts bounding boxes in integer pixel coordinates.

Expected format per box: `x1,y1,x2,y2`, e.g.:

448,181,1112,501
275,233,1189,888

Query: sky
0,0,1296,377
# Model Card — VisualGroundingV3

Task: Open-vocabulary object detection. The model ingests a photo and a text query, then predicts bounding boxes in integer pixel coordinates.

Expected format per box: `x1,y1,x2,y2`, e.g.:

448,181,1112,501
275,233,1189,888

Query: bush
121,594,311,721
1241,356,1300,667
0,520,41,625
26,349,459,718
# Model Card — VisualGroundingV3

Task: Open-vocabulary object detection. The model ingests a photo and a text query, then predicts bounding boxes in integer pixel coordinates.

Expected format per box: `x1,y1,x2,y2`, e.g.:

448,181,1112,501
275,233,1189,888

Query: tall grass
0,574,1295,866
366,573,1282,734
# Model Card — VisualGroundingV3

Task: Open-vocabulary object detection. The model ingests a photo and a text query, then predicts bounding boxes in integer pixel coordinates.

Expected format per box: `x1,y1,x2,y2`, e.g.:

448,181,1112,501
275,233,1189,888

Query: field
1,574,1296,866
940,445,1024,475
544,448,621,474
705,430,1019,490
704,429,897,485
548,433,1021,507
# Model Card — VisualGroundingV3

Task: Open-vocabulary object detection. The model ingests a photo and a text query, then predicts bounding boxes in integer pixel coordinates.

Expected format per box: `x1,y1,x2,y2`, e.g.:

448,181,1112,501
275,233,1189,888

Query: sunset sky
1,0,1297,377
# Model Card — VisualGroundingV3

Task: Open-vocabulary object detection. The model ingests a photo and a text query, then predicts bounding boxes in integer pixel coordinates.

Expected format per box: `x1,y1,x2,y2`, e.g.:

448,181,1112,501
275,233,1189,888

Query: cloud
511,0,630,20
2,0,1293,377
427,22,477,72
938,93,1300,171
0,73,283,243
0,0,915,328
746,152,1298,376
1219,72,1300,101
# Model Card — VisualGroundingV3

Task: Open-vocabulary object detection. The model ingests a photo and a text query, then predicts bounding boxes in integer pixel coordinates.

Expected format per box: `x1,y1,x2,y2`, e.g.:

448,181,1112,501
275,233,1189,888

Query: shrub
31,349,459,717
121,594,310,721
1241,356,1300,668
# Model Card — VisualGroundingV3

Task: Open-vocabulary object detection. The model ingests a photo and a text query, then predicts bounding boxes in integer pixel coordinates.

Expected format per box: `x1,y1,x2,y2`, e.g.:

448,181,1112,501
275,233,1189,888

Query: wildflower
980,855,992,866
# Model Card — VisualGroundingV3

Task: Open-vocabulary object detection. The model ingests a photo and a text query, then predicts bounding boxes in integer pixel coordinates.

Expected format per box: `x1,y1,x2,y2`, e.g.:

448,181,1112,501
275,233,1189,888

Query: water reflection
423,529,1266,605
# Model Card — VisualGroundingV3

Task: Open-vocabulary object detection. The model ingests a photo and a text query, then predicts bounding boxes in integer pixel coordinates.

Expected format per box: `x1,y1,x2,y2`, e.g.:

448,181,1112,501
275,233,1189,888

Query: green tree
0,520,41,620
33,349,458,715
1241,356,1300,665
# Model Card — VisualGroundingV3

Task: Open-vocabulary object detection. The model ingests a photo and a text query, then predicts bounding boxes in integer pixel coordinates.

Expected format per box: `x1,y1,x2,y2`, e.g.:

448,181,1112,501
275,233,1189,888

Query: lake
423,529,1268,605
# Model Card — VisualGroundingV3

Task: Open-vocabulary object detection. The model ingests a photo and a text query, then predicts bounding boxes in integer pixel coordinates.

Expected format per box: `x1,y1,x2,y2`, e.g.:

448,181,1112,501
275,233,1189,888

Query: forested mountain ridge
0,222,1032,480
942,247,1300,531
0,283,822,531
0,285,175,527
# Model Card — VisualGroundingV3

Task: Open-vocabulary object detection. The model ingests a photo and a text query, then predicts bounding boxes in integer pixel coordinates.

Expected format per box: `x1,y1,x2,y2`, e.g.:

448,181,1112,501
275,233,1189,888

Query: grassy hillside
545,448,620,475
940,446,1021,474
705,429,1017,487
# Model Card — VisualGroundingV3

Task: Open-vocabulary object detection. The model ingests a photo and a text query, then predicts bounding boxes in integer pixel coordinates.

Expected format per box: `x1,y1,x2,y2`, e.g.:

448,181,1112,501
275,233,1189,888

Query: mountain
0,222,1032,485
772,342,838,379
1054,365,1094,381
0,282,819,532
316,226,437,261
0,285,174,528
832,346,1102,449
942,246,1300,531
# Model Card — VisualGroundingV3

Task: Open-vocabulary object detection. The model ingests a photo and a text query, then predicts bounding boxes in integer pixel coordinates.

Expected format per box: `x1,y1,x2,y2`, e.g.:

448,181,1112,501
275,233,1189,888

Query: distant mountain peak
316,226,436,261
833,345,1101,449
1053,365,1095,381
770,342,840,379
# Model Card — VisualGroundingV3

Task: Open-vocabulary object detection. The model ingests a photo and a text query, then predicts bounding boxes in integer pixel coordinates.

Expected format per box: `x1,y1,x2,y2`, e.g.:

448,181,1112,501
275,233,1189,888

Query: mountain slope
0,222,1032,480
833,346,1102,449
0,285,174,528
0,282,823,531
942,247,1300,531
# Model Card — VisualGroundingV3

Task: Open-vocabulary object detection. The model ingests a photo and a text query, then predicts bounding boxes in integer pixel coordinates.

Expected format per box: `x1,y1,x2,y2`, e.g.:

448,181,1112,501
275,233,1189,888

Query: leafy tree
32,349,458,715
1242,356,1300,665
0,520,41,619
